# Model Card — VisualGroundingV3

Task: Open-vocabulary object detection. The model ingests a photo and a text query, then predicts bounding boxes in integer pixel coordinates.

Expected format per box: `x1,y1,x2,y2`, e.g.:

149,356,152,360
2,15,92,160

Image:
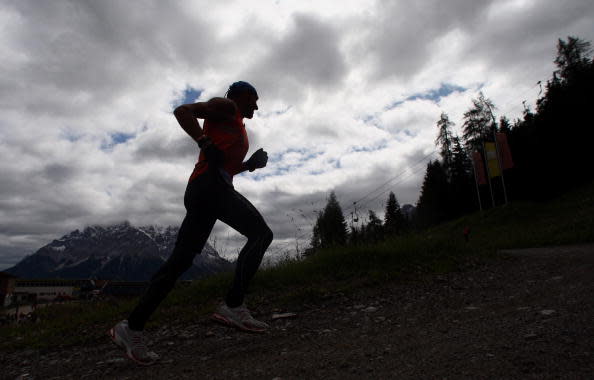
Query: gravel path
3,244,593,380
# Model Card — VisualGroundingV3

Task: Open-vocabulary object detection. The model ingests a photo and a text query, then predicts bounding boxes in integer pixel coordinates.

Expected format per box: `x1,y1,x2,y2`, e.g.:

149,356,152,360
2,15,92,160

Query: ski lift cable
482,82,541,121
355,157,433,211
350,148,437,205
346,149,438,211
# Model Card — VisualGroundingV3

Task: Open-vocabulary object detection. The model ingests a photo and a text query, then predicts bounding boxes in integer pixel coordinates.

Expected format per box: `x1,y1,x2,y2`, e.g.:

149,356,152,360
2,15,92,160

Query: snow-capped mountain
6,222,232,281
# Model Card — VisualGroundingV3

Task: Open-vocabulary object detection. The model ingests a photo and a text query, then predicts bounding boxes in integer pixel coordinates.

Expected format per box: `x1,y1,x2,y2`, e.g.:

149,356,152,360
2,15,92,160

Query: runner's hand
245,148,268,172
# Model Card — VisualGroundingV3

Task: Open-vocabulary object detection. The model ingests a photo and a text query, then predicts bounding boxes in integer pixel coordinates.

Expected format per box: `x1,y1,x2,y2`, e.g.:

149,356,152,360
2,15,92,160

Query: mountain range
5,222,233,281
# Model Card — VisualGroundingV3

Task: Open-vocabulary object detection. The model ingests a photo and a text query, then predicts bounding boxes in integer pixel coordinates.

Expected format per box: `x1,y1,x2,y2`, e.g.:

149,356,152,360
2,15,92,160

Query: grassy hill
1,180,593,350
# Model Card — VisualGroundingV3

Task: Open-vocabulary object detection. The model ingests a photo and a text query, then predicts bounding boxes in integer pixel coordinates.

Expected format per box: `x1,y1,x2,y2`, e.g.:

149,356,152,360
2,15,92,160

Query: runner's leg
218,188,273,308
128,176,216,331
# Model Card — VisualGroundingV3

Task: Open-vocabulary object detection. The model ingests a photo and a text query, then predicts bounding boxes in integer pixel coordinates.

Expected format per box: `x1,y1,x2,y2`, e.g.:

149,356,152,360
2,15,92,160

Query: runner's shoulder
207,97,237,123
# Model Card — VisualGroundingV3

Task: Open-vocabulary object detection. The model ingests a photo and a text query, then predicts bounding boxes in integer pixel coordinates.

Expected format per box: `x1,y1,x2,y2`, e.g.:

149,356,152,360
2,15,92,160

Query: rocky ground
2,244,593,380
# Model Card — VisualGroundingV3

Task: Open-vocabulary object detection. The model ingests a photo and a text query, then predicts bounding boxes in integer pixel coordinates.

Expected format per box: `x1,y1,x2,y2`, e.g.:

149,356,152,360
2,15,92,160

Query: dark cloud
242,13,348,103
40,163,77,183
357,0,594,84
2,0,216,115
361,0,494,80
463,0,594,72
132,131,198,162
0,168,25,196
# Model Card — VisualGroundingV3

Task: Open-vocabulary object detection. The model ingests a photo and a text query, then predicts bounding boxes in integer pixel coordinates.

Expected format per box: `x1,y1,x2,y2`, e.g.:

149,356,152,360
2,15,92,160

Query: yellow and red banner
472,151,487,185
484,142,501,178
496,132,514,170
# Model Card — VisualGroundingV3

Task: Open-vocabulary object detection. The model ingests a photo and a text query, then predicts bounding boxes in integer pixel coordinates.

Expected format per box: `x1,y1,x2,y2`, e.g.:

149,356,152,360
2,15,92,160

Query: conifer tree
449,137,476,215
554,36,592,82
384,192,406,235
415,160,450,227
435,112,455,173
310,212,323,250
498,116,511,135
309,191,347,250
462,92,496,152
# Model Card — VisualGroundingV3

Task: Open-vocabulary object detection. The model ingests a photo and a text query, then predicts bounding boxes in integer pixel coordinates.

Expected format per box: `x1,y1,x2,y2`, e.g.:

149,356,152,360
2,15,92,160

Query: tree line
307,36,593,252
418,35,594,227
308,191,410,252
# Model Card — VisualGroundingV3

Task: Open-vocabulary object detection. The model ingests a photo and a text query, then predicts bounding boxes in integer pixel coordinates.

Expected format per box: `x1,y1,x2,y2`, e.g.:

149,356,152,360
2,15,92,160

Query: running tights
128,172,273,331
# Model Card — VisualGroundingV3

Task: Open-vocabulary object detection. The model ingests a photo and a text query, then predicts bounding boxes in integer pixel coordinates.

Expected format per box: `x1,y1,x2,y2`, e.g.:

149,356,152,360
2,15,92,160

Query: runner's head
226,81,259,119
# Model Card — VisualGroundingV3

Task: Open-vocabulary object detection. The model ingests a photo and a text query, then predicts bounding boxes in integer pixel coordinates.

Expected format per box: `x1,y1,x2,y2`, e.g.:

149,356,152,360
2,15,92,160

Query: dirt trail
3,244,593,380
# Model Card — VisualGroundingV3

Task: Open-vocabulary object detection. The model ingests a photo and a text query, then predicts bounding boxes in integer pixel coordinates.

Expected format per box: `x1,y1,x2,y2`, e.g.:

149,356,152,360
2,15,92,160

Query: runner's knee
262,225,273,246
246,223,273,244
161,248,196,277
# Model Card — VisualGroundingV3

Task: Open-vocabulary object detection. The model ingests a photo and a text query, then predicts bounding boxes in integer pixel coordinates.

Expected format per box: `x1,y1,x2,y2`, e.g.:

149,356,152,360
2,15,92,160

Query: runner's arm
239,162,250,173
174,98,236,145
173,102,209,145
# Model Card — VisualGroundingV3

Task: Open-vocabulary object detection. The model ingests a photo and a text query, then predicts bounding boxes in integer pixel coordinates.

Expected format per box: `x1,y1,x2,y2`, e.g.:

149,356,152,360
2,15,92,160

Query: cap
226,81,258,99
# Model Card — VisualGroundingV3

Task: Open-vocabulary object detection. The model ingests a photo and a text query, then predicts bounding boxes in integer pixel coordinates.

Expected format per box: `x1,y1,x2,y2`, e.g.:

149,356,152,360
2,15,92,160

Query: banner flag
485,142,501,178
496,132,514,169
472,151,487,185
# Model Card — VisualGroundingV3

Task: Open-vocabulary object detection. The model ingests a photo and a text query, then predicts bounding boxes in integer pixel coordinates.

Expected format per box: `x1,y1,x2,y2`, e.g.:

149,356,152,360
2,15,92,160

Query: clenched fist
245,148,268,172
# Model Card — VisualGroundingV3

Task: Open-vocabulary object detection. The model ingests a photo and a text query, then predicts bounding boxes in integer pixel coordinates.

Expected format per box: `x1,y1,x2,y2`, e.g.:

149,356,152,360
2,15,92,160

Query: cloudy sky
1,0,593,269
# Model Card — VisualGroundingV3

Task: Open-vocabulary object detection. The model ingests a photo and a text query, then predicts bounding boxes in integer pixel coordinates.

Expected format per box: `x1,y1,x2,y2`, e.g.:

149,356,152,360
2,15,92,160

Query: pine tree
415,160,450,227
449,137,476,215
309,191,347,250
554,36,592,82
435,112,455,173
310,211,323,250
384,192,406,236
498,116,511,135
462,92,496,152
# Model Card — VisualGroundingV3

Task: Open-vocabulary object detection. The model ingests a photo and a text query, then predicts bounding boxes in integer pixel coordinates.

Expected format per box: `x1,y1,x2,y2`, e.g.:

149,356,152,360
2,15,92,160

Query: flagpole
493,130,509,205
483,141,496,208
471,151,483,213
484,99,503,207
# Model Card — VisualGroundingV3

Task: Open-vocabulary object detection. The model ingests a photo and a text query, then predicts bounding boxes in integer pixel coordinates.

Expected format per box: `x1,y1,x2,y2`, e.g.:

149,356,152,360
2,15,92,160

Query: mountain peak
6,222,232,281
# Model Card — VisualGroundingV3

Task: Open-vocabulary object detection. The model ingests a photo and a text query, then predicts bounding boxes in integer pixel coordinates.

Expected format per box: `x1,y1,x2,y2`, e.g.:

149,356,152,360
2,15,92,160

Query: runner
109,81,273,365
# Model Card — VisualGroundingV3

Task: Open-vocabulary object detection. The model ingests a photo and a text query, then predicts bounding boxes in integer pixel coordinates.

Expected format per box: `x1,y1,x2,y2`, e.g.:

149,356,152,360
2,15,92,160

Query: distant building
0,272,17,307
3,277,151,305
101,281,148,297
14,279,77,302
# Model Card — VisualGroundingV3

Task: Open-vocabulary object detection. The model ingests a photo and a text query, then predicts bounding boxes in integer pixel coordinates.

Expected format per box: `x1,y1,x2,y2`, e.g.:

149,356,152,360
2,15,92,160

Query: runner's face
236,92,259,119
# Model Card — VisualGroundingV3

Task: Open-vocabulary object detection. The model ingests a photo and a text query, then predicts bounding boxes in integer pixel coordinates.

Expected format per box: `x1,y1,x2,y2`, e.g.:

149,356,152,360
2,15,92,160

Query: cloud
241,13,348,104
352,0,495,81
1,1,218,124
132,129,197,163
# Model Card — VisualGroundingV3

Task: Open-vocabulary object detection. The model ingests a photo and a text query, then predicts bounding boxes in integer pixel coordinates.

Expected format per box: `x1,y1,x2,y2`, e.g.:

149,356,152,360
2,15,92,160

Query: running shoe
211,303,269,333
108,320,159,365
